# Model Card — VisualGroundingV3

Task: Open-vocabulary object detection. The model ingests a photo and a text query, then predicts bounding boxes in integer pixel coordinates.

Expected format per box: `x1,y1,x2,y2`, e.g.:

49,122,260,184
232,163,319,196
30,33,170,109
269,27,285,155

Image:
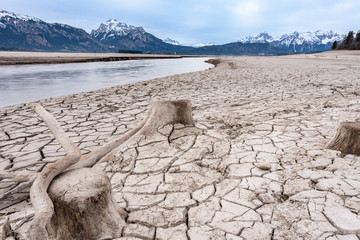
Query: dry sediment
1,50,360,239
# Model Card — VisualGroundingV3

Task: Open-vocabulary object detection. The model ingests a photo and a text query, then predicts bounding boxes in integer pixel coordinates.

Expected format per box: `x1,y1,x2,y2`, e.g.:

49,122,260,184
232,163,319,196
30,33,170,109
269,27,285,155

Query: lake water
0,57,211,108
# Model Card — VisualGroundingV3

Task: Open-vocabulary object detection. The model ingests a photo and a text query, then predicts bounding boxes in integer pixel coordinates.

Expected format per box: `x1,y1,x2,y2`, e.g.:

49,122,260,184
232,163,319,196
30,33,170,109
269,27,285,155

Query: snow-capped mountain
239,32,274,44
0,10,106,52
278,31,341,45
0,10,41,23
163,38,182,46
238,31,343,53
91,19,193,53
91,19,147,42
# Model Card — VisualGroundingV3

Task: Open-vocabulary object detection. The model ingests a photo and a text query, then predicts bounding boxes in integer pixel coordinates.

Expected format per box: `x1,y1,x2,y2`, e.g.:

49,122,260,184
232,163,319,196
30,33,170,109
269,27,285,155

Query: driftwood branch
26,104,81,240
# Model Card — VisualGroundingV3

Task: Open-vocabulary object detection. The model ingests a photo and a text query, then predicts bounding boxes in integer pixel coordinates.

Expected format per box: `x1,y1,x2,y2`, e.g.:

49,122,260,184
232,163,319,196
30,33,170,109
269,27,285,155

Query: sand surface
0,51,184,65
0,50,360,239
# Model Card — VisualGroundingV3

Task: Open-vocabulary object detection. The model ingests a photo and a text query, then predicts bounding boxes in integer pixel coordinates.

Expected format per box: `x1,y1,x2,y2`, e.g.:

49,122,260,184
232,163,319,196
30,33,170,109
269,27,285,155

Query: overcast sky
1,0,359,44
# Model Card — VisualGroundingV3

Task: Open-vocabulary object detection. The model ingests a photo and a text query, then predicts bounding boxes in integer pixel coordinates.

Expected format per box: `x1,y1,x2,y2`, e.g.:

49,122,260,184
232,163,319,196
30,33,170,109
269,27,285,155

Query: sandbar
0,51,185,65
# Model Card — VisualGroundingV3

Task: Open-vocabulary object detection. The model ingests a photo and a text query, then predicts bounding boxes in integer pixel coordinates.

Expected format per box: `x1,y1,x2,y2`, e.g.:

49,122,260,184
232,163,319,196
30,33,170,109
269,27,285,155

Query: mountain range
237,31,343,53
0,10,343,55
0,10,107,52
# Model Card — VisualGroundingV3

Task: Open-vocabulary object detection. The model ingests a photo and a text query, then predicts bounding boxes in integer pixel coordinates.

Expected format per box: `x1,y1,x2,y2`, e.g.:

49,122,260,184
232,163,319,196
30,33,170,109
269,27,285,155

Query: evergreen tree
345,31,354,48
339,30,360,50
355,31,360,50
356,31,360,43
332,41,338,50
340,35,347,49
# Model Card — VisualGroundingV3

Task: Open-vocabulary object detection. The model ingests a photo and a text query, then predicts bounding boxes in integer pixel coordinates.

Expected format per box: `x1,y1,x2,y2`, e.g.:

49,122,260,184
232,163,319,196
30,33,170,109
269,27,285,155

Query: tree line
332,30,360,50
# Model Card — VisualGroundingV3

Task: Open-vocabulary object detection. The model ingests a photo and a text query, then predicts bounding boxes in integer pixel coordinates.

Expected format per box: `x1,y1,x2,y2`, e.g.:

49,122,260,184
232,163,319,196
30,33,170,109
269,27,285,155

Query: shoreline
0,51,197,65
1,50,359,66
0,56,213,109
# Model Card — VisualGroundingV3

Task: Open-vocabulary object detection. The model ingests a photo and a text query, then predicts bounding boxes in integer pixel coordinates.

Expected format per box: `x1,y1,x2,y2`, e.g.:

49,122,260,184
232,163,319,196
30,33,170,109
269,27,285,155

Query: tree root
97,99,195,164
26,104,81,240
1,99,195,239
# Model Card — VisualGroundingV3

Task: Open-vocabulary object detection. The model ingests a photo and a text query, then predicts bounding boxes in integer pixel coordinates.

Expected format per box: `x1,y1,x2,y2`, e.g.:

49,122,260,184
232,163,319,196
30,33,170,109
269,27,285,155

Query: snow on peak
279,31,343,46
281,32,319,45
164,38,182,45
91,19,145,40
191,42,216,47
0,10,41,22
239,32,274,43
314,30,342,44
238,30,343,46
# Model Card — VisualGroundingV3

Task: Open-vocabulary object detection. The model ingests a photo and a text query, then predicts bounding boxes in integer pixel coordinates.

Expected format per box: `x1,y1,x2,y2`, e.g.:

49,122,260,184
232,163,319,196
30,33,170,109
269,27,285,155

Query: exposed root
26,104,81,240
97,99,195,165
68,117,145,170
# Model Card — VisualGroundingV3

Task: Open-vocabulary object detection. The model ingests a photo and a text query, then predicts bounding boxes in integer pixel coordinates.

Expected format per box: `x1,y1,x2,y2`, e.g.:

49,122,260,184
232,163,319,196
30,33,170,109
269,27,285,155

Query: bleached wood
47,168,126,239
26,104,81,240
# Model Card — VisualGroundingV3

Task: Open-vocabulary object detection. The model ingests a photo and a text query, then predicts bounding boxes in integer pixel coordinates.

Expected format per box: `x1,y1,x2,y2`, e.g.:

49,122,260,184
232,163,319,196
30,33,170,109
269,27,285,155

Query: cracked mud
1,51,360,239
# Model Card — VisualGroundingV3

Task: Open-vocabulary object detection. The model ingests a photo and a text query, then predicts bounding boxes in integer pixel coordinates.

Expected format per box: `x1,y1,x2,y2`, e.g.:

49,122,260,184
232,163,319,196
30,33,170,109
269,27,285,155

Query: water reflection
0,57,211,107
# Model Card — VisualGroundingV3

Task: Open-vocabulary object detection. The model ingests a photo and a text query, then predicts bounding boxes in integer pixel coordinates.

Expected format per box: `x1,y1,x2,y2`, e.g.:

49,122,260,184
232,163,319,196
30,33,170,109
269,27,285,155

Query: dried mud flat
1,50,360,239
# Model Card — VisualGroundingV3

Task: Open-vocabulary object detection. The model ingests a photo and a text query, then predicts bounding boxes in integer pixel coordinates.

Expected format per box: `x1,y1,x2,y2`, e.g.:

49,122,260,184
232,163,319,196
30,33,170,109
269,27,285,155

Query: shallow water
0,57,211,107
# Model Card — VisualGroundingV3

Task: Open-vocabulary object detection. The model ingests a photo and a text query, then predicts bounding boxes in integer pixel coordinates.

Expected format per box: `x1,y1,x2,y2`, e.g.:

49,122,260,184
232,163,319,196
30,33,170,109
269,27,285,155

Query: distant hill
187,42,288,56
0,10,107,52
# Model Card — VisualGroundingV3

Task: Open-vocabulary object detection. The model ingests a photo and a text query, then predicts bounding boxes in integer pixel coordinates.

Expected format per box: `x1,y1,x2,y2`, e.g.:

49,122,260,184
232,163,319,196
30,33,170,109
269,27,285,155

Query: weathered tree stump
140,99,195,132
97,99,195,164
46,168,126,240
326,122,360,156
